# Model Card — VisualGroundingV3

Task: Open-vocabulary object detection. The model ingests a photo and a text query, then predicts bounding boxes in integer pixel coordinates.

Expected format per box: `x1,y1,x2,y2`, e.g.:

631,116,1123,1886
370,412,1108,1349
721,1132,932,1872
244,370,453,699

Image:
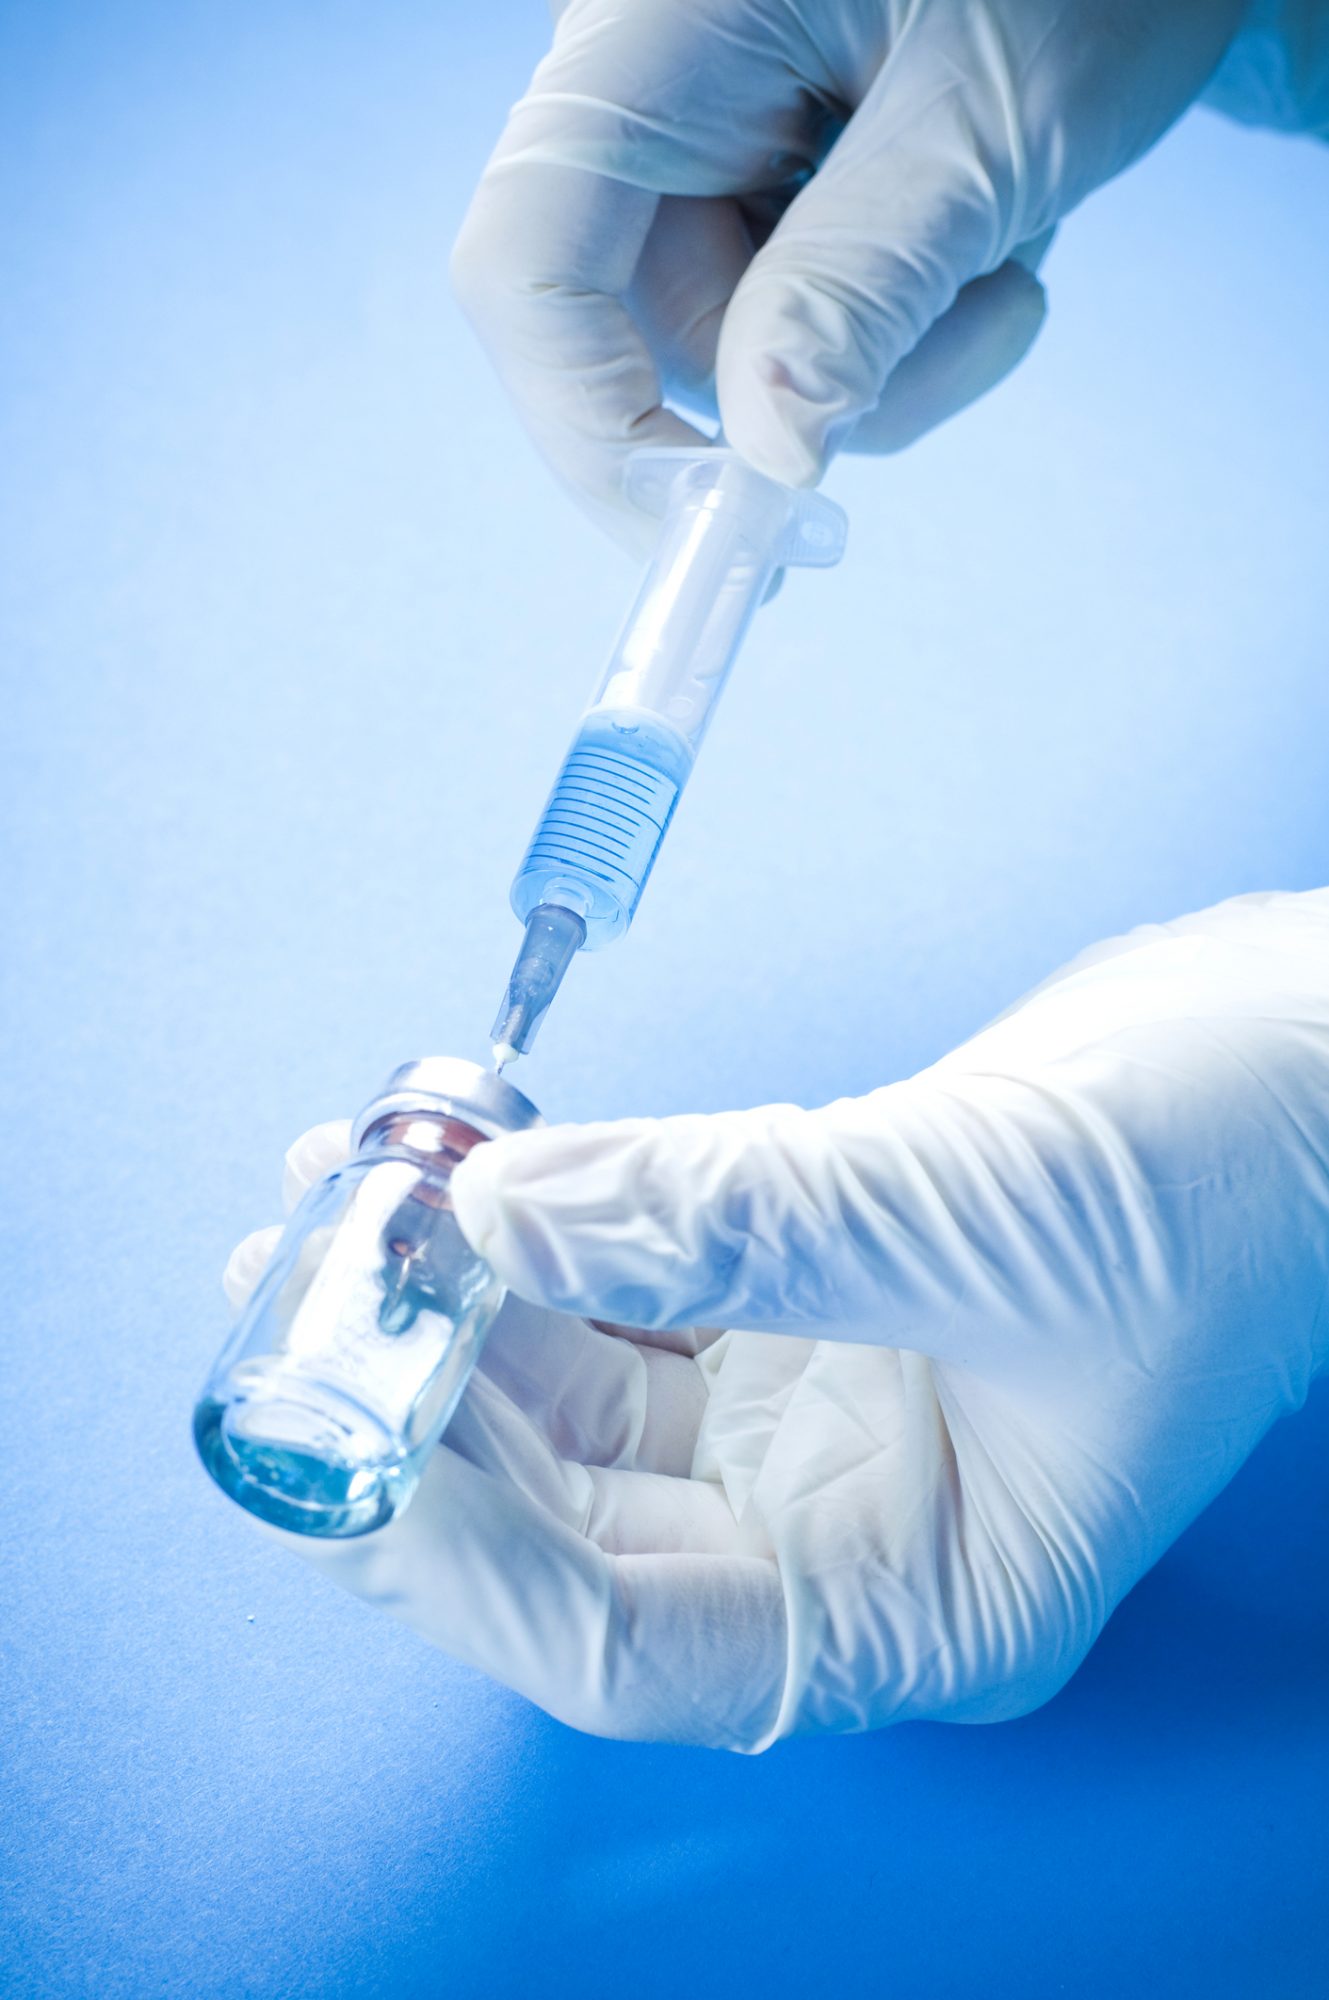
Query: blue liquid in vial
511,710,693,947
193,1383,407,1537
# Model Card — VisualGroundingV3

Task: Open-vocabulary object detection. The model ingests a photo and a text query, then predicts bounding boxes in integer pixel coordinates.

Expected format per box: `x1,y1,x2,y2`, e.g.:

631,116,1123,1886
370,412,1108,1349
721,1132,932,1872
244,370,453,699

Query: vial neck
357,1111,486,1170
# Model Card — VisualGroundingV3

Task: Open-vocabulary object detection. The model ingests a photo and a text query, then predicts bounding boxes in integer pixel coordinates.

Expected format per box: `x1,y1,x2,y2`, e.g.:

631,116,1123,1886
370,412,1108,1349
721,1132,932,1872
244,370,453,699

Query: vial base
193,1371,413,1538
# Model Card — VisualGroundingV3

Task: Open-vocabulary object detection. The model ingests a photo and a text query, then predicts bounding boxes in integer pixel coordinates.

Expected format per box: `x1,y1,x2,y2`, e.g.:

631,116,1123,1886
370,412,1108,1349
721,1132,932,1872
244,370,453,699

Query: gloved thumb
716,28,1037,485
450,1089,1048,1356
450,1106,845,1333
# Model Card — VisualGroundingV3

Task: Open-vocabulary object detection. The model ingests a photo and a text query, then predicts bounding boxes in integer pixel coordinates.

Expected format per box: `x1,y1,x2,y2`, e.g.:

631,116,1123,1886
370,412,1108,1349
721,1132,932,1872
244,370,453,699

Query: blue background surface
3,5,1327,1995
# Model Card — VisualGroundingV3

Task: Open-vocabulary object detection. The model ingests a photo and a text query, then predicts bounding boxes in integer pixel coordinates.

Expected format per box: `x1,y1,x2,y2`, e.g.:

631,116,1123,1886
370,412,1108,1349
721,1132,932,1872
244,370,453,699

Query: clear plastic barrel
509,451,847,949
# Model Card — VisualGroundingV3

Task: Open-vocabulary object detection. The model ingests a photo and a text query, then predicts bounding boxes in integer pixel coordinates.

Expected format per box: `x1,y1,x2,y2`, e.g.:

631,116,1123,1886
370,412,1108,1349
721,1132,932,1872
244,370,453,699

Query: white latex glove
229,890,1328,1749
449,0,1329,548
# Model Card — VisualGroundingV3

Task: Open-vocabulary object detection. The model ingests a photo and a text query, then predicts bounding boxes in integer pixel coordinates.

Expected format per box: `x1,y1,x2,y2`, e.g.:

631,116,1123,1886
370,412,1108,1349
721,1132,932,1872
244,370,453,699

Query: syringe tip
489,904,587,1070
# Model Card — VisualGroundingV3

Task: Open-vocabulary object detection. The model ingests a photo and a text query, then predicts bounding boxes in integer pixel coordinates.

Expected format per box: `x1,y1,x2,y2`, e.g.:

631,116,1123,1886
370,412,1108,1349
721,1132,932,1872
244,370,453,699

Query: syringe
490,449,848,1067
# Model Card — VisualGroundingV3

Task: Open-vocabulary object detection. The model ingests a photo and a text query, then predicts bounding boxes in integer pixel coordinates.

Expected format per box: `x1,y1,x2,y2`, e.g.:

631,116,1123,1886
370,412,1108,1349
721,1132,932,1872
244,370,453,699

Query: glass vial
193,1058,540,1538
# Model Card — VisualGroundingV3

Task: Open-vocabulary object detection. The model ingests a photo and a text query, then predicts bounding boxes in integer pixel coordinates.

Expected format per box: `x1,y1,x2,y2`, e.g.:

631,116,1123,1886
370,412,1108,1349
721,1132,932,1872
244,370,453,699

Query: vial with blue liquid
193,1060,540,1538
492,449,847,1064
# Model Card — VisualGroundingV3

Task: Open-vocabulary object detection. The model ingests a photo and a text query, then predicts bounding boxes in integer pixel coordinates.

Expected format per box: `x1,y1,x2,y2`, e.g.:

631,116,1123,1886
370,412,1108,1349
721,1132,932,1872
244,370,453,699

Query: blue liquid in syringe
510,709,694,947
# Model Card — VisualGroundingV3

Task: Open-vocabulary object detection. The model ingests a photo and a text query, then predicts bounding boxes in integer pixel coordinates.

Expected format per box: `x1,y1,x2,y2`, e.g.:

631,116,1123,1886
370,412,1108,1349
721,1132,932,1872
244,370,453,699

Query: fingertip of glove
716,270,878,488
450,1137,507,1260
721,383,831,491
452,1120,662,1316
223,1225,283,1314
281,1119,355,1213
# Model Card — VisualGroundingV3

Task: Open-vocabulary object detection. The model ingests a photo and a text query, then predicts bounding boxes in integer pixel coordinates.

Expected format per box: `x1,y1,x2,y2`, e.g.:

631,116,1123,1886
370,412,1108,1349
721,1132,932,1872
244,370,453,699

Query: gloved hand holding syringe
489,448,846,1068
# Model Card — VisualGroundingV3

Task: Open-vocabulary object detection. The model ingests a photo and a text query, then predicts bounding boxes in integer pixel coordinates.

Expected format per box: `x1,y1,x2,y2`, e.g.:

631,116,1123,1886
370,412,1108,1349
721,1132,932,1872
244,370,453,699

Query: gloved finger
449,1102,910,1336
716,23,1037,484
477,1294,707,1475
222,1123,355,1309
448,1088,1102,1363
627,193,753,427
634,1344,709,1473
451,892,1329,1371
281,1119,354,1212
840,258,1046,455
275,1442,788,1748
222,1225,284,1313
692,1329,819,1520
449,1363,737,1555
843,218,1052,453
445,1363,594,1526
634,195,1047,458
584,1464,772,1557
451,160,708,554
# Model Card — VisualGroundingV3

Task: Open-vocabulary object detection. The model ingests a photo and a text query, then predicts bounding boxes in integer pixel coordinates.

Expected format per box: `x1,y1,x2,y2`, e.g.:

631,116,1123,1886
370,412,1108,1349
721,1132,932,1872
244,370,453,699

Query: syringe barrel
506,450,845,981
590,454,797,759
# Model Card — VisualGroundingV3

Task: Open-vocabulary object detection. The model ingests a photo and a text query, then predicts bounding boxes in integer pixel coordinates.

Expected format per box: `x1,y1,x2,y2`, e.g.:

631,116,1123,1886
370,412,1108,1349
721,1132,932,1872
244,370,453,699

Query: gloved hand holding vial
224,892,1329,1750
197,0,1329,1746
